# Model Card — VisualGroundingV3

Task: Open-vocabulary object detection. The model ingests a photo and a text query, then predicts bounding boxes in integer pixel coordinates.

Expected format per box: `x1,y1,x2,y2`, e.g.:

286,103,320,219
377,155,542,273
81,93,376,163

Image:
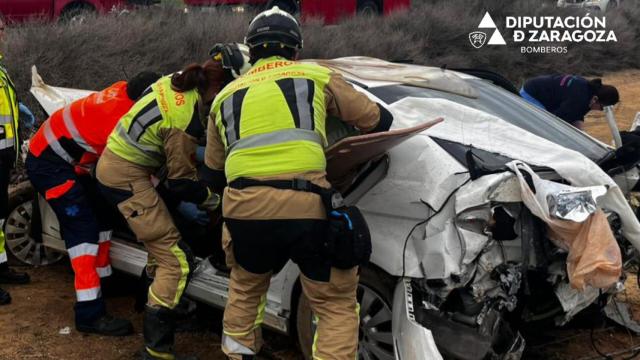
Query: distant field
3,0,638,118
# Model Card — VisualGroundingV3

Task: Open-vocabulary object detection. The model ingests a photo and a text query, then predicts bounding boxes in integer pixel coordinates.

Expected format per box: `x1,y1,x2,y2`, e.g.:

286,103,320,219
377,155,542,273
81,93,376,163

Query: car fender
392,279,444,360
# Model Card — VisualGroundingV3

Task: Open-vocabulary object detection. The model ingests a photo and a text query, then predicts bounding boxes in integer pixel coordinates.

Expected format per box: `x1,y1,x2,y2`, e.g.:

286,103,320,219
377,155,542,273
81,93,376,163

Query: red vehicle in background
0,0,154,23
184,0,411,24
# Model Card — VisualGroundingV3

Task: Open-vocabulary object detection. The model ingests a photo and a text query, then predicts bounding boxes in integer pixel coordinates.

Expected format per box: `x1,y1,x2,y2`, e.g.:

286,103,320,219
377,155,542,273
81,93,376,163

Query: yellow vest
0,59,19,153
212,57,331,181
107,75,201,168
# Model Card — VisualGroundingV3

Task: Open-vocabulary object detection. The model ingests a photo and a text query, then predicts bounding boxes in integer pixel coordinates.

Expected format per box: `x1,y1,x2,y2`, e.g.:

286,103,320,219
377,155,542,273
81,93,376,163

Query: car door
300,0,356,24
0,0,52,22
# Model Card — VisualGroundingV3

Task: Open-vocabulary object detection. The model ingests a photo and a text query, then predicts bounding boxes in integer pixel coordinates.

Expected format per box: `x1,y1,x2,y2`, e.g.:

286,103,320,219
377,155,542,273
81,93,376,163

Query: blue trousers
25,152,111,326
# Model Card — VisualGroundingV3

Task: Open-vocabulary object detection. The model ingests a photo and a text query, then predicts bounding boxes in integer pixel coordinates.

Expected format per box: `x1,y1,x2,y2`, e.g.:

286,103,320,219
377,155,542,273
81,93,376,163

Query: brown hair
171,59,225,100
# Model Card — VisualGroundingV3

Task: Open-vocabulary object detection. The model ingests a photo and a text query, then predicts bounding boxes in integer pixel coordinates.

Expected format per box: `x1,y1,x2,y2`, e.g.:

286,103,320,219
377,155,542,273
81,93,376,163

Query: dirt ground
583,70,640,143
1,70,640,360
0,263,301,360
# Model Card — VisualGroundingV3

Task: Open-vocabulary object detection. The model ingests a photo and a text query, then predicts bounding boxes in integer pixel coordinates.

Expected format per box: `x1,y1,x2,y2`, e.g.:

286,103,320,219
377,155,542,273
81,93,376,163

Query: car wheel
357,0,380,16
296,266,396,360
60,4,95,25
4,190,64,266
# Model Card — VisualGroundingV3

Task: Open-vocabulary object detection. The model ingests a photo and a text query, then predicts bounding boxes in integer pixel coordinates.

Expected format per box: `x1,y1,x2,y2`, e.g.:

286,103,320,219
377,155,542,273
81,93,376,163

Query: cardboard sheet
325,118,443,183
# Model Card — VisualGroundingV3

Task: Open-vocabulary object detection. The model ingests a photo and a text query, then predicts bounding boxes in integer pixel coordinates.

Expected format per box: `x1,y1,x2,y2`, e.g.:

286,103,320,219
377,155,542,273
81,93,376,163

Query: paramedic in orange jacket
25,71,160,336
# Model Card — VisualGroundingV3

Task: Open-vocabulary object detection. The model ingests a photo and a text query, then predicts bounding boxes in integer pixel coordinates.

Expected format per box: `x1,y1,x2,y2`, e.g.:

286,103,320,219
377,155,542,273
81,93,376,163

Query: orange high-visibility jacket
30,81,133,165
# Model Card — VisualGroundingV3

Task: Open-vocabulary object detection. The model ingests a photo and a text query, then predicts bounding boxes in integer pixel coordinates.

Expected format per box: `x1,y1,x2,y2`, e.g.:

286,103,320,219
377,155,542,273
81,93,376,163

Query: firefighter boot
76,300,134,337
76,313,134,336
0,287,10,305
0,263,30,284
0,263,31,284
142,305,198,360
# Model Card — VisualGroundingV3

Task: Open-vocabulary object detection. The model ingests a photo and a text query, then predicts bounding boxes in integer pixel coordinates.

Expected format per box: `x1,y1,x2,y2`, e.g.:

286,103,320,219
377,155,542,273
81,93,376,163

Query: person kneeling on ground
25,71,161,335
520,74,619,130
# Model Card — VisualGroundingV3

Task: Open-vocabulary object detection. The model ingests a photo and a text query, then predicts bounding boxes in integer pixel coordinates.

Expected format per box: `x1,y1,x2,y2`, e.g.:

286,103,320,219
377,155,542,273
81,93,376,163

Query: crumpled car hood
388,97,640,250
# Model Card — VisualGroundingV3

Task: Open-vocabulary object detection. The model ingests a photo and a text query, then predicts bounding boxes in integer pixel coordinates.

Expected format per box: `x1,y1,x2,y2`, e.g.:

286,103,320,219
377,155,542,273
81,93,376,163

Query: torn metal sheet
308,57,478,98
605,300,640,334
554,282,600,325
393,280,444,360
30,66,94,116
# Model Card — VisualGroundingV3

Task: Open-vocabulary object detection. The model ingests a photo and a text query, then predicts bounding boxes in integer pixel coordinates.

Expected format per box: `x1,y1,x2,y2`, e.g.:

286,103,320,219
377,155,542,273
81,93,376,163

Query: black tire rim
357,284,394,360
359,6,378,16
4,201,64,266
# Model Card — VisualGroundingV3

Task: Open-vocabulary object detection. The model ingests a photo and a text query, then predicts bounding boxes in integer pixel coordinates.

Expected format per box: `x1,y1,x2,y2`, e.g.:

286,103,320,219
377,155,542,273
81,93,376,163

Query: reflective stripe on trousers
68,243,99,259
96,230,112,278
222,334,256,356
145,347,176,360
96,265,112,278
68,242,101,302
0,219,6,264
0,136,14,151
77,287,101,302
311,303,361,360
0,115,12,125
0,115,15,150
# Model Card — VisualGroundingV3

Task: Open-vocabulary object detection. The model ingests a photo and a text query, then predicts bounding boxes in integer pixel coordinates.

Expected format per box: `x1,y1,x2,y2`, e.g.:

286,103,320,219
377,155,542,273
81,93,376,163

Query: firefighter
203,7,393,359
0,17,36,305
25,71,161,334
96,43,250,360
520,74,619,129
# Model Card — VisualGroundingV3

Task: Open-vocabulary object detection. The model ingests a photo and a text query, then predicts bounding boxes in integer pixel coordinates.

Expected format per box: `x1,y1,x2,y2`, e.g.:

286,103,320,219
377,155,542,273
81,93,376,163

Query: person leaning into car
520,74,619,130
96,44,251,360
25,71,160,335
0,15,37,305
203,7,393,359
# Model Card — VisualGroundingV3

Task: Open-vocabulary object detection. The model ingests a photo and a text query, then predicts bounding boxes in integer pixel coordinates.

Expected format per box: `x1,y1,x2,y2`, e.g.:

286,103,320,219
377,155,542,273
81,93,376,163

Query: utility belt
229,177,372,269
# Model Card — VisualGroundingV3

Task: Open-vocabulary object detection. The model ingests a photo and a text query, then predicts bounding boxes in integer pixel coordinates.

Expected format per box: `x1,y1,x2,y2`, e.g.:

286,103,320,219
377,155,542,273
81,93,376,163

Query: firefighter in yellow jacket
0,18,33,305
97,64,221,360
97,44,251,360
204,7,393,359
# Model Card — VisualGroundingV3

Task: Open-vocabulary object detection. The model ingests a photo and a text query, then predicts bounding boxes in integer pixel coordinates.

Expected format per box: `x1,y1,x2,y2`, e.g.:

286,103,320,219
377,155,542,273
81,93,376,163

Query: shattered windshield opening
368,79,611,163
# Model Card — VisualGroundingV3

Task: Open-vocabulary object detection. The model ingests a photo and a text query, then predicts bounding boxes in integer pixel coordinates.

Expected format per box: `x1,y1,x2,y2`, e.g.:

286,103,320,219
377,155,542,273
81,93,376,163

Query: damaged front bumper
393,279,526,360
392,279,444,360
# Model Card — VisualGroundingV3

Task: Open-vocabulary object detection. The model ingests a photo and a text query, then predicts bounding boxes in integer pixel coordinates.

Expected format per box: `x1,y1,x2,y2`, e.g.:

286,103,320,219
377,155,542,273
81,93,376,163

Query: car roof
304,56,478,98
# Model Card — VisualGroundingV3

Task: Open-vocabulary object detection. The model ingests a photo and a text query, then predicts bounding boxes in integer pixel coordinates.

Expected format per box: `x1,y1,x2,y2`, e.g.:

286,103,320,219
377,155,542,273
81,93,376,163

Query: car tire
4,182,64,266
606,0,619,10
357,0,381,16
295,266,396,360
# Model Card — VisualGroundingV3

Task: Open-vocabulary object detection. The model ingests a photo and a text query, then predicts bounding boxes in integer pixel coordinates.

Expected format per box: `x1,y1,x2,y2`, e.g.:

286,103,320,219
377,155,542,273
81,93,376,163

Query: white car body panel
28,57,639,359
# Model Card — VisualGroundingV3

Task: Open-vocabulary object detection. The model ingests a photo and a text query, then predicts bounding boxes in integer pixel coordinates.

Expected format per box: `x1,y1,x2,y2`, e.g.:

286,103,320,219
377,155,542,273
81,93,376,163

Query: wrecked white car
5,58,640,360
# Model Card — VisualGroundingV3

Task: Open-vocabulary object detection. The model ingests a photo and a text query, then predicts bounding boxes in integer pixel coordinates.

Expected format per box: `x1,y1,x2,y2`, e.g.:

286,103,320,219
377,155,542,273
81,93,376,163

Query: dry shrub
2,1,638,120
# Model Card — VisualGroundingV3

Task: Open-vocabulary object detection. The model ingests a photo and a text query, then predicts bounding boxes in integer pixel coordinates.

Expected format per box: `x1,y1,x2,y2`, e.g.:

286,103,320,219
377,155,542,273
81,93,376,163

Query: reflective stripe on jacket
29,81,133,165
0,62,19,153
211,57,331,181
107,75,202,169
